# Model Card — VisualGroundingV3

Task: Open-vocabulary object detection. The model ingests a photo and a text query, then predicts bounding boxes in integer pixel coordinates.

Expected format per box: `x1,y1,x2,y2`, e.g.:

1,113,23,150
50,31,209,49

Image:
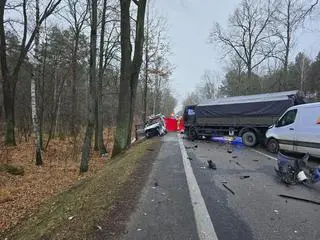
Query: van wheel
267,138,279,153
242,131,257,147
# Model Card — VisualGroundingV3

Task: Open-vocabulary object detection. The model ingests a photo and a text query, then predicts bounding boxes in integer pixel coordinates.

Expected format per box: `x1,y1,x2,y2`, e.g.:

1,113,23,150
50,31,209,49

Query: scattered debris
278,194,320,206
252,159,259,162
294,230,298,233
221,181,228,184
96,225,102,231
161,192,166,196
200,166,206,169
273,210,279,214
137,228,142,231
227,149,233,153
151,199,155,202
222,183,235,195
187,156,193,160
240,176,250,179
235,162,245,168
232,156,238,159
152,186,156,189
68,216,74,220
154,182,158,187
143,213,147,216
207,160,217,170
185,145,198,150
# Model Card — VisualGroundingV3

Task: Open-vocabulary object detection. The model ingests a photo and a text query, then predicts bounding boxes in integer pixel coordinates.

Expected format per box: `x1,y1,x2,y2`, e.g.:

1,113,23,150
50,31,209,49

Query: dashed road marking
178,134,218,240
251,149,277,161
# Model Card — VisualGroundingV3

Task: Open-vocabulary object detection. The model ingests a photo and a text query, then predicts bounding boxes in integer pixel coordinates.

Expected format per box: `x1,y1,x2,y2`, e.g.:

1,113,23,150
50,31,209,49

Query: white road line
177,134,218,240
251,149,277,161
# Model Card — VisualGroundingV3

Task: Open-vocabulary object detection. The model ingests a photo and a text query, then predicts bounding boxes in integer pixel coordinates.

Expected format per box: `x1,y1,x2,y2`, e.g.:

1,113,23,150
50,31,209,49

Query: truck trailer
183,90,305,147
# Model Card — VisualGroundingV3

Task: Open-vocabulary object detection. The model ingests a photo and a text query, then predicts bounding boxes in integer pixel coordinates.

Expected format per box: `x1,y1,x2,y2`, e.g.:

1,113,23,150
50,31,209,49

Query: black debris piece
240,176,250,179
194,145,198,148
232,156,238,159
227,149,233,153
154,182,158,187
278,194,320,206
147,148,154,151
235,162,245,168
221,181,228,184
252,159,259,162
223,183,235,195
207,160,217,170
187,156,193,160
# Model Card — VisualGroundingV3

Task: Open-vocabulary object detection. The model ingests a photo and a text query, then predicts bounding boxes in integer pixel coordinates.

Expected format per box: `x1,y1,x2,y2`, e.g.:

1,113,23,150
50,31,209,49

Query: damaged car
144,114,167,138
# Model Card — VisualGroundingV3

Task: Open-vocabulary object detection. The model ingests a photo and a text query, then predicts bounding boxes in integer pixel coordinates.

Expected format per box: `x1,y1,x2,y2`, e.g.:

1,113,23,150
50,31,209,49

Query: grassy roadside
1,138,160,240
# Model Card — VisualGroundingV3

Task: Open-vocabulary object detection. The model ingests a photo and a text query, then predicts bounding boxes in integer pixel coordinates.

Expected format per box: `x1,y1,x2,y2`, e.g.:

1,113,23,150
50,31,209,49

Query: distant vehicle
183,90,305,147
266,102,320,157
144,114,167,138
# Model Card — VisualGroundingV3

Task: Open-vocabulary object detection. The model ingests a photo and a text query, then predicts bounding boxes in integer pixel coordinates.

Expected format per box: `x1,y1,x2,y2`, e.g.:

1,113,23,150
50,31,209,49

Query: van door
274,109,298,152
294,107,320,156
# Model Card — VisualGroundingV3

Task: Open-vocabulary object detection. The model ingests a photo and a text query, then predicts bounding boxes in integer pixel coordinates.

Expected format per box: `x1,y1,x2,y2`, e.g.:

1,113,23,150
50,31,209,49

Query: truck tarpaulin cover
196,99,294,118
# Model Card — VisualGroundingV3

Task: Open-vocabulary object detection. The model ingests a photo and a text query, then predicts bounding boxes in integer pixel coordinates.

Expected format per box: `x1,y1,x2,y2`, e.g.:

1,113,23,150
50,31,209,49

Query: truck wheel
267,138,279,153
190,127,198,140
242,131,257,147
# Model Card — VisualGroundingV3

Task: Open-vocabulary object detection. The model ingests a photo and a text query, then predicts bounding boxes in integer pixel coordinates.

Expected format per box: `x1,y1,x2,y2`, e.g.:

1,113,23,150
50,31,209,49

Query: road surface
122,133,320,240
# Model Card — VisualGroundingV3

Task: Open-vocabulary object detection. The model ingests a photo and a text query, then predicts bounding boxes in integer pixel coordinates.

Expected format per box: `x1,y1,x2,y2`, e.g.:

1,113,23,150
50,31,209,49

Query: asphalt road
122,133,320,240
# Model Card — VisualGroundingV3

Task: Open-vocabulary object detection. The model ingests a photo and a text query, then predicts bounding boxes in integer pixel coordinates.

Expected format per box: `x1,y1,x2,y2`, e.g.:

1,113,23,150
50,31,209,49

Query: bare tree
0,0,62,145
199,70,217,100
271,0,319,89
112,0,147,156
30,0,42,165
142,7,168,123
211,0,276,79
61,0,88,136
80,0,97,173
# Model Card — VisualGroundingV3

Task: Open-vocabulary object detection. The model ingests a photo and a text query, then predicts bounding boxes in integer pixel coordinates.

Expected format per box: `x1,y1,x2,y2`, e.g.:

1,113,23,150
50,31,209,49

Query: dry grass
0,128,114,232
1,138,158,240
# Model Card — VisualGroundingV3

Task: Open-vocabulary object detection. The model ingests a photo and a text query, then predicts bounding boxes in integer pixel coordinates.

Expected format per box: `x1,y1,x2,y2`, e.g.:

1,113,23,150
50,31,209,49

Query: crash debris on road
222,183,235,195
278,194,320,206
207,160,217,169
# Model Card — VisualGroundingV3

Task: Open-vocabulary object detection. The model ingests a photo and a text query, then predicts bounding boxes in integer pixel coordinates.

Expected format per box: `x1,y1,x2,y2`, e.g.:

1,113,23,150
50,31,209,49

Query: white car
266,102,320,157
144,115,167,138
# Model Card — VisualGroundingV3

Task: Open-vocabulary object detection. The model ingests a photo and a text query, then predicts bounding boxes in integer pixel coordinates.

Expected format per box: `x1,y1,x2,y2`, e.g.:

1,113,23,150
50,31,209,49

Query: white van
266,102,320,157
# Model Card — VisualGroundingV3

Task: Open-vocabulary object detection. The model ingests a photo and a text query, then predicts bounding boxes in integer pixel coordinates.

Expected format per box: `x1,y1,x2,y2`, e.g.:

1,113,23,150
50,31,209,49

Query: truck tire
242,131,257,147
190,127,198,140
267,138,279,153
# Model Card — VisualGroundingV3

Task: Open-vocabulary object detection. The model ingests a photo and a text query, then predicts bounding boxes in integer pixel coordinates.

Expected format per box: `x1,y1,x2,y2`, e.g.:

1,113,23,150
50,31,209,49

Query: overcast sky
153,0,320,112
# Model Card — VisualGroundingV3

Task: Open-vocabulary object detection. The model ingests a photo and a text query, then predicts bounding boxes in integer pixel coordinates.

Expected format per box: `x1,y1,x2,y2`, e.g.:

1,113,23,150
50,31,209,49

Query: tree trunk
0,0,16,146
112,0,147,157
31,0,42,166
80,0,97,173
3,78,16,145
71,36,79,137
112,0,133,156
143,1,150,125
94,101,99,150
31,71,42,165
96,0,108,155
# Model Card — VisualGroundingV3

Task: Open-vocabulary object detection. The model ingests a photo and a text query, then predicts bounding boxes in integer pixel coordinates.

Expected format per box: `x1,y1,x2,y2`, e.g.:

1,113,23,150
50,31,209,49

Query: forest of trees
183,0,320,106
0,0,176,172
